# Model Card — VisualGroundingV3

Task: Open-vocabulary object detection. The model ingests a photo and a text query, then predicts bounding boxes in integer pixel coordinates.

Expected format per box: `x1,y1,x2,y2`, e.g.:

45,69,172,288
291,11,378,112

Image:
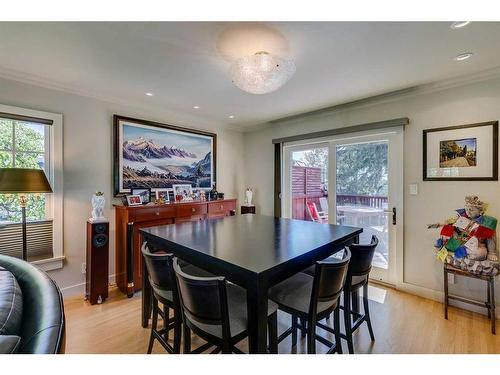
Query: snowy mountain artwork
114,116,215,194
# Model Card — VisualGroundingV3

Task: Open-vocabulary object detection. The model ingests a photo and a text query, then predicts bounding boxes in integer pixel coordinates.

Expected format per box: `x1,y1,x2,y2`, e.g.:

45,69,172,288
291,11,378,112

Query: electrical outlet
448,273,455,284
81,263,86,274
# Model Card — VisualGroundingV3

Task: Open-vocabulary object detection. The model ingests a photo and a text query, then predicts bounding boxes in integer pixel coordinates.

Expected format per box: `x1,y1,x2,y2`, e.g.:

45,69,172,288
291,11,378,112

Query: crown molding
242,65,500,131
0,66,246,133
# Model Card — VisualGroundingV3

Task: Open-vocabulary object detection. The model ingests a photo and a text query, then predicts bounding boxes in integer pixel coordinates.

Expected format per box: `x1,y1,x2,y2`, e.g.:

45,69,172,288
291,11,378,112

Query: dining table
139,214,362,353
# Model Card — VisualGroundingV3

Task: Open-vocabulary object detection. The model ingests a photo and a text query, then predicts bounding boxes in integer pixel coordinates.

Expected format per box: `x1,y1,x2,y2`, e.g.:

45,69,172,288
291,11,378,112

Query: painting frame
423,121,498,181
126,194,142,206
131,187,151,204
172,184,193,201
113,115,217,196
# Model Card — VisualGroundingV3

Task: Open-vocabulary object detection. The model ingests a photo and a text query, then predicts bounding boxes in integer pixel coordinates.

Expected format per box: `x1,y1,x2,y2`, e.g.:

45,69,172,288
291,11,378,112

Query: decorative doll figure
90,192,107,223
464,195,486,219
245,188,253,206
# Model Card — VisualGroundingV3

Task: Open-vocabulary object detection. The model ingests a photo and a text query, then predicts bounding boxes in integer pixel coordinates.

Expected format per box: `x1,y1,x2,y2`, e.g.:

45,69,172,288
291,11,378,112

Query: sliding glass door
282,129,403,284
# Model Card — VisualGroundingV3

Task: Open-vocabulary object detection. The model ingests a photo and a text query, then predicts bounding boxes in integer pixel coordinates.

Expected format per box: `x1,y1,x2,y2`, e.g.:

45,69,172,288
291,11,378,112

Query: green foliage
294,142,388,197
0,119,46,222
336,142,388,196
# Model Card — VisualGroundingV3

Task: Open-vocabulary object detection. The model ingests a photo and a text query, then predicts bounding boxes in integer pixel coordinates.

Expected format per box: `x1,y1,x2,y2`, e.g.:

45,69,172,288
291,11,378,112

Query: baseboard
60,273,116,298
398,281,500,319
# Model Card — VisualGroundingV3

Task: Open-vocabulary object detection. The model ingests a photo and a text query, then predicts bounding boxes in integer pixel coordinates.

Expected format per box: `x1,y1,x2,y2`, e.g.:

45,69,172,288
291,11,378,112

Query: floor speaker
86,220,109,304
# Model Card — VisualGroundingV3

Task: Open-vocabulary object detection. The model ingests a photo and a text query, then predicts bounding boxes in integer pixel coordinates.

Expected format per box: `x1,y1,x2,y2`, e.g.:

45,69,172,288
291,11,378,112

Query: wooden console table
444,263,496,334
113,198,237,297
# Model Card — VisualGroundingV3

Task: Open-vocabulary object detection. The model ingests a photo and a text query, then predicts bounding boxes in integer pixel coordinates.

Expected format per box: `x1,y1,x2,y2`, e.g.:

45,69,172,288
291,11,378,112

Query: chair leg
268,312,278,354
306,317,316,354
173,310,181,354
147,298,158,354
334,306,342,354
363,284,375,341
183,322,191,354
291,315,298,347
163,306,170,342
343,290,354,354
300,317,307,337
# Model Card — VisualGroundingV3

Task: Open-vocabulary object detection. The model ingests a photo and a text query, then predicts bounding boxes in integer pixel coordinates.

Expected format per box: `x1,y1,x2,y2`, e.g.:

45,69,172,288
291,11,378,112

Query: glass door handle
383,207,396,225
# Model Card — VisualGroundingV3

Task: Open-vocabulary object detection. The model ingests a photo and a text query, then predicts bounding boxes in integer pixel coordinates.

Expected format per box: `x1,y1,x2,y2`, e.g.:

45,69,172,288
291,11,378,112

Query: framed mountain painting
113,115,216,195
423,121,498,181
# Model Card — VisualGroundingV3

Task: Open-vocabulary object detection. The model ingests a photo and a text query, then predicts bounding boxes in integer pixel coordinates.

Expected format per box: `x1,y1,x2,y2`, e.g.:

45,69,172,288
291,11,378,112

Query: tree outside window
0,118,48,223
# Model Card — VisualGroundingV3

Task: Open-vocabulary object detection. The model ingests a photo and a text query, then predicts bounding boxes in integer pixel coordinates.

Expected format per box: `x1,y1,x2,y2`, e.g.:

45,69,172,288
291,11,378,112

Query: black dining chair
172,258,279,354
141,244,215,354
340,235,378,354
268,249,351,354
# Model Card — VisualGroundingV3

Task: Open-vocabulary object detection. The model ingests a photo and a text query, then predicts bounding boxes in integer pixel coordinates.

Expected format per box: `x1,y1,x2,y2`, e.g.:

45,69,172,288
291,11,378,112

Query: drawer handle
156,211,160,216
220,205,224,210
191,207,196,213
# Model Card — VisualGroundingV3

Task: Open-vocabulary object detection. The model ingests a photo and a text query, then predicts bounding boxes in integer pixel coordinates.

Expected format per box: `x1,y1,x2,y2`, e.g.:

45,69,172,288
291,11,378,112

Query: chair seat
269,273,334,315
189,284,278,339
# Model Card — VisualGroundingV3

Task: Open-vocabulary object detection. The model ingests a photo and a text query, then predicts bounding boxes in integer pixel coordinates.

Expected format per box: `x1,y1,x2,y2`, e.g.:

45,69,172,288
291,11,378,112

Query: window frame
0,104,63,271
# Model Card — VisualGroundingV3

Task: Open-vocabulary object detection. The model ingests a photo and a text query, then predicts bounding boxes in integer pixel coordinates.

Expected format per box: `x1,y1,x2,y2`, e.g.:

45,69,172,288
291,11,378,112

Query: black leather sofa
0,254,65,354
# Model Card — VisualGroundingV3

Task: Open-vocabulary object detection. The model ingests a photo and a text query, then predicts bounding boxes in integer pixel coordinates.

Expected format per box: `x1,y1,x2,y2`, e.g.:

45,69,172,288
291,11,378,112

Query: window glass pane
15,152,45,169
0,194,46,223
0,151,13,167
0,119,13,150
15,122,45,152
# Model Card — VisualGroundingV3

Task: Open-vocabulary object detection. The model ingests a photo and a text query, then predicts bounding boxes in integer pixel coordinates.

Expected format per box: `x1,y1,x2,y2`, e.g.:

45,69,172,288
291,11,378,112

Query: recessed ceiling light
455,52,473,61
193,106,200,109
451,21,471,29
229,115,235,119
145,92,154,96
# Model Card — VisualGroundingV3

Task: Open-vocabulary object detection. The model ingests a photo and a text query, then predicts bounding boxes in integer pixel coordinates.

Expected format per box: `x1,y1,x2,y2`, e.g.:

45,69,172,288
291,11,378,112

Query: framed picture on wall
113,115,217,196
423,121,498,181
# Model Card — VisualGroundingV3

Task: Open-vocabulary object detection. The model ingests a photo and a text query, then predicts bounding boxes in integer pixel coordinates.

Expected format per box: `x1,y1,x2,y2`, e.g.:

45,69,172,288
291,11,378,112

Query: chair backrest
306,200,320,222
348,235,378,277
173,258,231,335
309,249,351,314
141,243,176,291
319,197,328,213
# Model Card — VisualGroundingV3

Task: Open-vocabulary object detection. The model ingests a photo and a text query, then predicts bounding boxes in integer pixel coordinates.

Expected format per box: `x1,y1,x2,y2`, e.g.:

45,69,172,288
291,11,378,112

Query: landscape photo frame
113,115,217,196
423,121,498,181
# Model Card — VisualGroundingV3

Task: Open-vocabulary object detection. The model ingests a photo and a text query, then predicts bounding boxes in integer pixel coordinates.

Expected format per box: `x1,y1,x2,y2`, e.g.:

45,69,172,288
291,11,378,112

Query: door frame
281,126,404,285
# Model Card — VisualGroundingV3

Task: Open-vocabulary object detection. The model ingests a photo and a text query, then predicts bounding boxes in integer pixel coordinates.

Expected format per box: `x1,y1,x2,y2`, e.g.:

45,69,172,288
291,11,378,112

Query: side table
444,263,496,334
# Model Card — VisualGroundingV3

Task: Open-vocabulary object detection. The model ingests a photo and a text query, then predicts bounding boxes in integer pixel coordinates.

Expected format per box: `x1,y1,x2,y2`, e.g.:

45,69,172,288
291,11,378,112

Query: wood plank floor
63,284,500,354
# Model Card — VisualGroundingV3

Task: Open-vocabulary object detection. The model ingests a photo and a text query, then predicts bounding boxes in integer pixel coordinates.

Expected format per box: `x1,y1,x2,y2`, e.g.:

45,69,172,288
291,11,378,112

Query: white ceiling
1,22,500,130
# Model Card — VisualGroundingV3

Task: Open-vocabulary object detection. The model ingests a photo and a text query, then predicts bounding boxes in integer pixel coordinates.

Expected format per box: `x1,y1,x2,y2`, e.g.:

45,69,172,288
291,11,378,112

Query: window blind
0,220,53,260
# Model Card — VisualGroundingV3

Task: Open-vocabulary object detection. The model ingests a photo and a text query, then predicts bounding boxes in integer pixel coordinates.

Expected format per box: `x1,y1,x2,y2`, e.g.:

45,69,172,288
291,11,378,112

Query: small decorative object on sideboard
131,187,151,204
241,205,256,214
89,191,107,223
209,183,218,200
172,184,193,202
155,189,170,204
126,194,142,206
427,195,499,275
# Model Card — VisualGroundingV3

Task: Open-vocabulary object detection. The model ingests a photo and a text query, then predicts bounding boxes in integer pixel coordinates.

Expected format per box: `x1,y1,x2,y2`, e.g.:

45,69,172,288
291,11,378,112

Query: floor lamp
0,168,53,261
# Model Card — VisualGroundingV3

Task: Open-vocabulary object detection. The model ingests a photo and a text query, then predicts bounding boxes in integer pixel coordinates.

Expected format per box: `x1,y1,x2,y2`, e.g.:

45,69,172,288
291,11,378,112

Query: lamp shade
0,168,52,193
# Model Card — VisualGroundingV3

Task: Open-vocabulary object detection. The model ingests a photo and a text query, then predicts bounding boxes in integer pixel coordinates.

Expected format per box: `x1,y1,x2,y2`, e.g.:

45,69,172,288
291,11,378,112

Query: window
0,105,63,270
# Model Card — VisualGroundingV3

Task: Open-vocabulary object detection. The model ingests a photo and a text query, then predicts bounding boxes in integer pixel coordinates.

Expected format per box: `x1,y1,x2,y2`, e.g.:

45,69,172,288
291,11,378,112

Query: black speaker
86,220,109,304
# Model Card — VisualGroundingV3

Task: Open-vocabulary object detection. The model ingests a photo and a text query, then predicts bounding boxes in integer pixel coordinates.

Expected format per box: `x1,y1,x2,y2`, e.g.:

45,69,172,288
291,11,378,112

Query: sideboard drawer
176,203,208,217
131,205,176,222
208,200,236,216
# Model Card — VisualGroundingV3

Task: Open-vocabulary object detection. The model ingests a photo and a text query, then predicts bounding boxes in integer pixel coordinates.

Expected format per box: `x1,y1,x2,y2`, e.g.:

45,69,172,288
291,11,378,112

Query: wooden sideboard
113,199,237,297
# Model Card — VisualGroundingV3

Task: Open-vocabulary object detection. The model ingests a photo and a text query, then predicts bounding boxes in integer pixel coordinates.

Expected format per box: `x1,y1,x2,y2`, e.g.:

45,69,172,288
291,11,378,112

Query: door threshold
369,278,396,289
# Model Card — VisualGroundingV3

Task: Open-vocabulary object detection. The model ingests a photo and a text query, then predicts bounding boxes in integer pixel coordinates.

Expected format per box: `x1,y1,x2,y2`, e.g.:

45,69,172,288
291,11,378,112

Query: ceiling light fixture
451,21,471,29
145,92,154,96
230,51,296,95
193,106,200,109
228,115,235,119
455,52,473,61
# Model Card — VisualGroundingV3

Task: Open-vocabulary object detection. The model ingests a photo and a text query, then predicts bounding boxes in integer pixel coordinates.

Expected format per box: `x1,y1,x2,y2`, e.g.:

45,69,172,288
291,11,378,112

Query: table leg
246,280,269,353
141,240,152,328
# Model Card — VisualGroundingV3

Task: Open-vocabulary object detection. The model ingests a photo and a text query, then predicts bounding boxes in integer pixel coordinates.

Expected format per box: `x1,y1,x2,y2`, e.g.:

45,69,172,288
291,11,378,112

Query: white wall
243,75,500,316
0,77,245,295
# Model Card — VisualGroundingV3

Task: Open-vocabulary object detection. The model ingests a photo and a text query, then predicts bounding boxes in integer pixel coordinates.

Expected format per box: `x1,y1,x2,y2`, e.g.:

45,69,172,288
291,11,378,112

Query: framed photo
131,187,151,204
423,121,498,181
126,195,142,206
155,189,170,202
172,184,193,201
113,115,216,196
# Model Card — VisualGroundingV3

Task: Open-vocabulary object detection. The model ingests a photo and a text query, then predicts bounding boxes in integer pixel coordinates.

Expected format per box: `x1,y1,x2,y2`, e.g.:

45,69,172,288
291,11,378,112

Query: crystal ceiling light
230,51,296,94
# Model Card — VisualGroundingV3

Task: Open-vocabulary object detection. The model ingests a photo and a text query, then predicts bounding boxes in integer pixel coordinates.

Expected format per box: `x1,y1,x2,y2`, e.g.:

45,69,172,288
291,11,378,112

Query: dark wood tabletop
139,215,362,353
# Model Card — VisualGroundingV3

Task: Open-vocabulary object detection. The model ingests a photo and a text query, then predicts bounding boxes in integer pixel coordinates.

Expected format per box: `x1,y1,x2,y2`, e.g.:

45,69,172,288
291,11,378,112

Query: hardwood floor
64,284,500,354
